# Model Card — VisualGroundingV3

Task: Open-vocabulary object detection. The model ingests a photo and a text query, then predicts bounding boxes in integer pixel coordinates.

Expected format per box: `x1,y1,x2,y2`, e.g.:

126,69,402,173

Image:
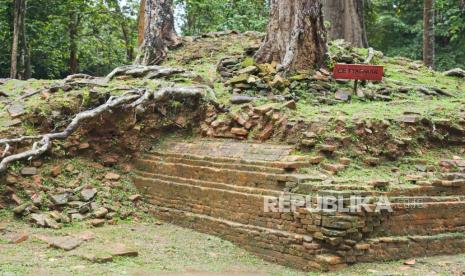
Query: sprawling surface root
4,66,194,107
104,65,186,83
12,74,105,103
444,68,465,78
0,85,216,174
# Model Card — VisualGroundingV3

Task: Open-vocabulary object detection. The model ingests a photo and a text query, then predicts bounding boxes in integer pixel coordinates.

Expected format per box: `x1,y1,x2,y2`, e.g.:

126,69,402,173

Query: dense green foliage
0,0,13,77
0,0,139,79
366,0,465,70
0,0,463,79
176,0,269,35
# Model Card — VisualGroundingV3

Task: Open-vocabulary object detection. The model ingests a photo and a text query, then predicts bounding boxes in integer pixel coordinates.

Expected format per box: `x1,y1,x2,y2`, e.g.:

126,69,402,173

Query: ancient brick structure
134,140,465,271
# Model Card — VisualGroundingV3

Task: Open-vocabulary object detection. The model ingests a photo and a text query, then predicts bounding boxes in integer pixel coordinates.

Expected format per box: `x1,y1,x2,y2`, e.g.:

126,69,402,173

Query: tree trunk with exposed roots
254,0,327,73
136,0,179,65
322,0,368,48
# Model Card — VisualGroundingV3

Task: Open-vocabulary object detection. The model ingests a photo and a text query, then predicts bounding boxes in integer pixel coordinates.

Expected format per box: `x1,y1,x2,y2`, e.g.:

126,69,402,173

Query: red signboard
333,64,384,81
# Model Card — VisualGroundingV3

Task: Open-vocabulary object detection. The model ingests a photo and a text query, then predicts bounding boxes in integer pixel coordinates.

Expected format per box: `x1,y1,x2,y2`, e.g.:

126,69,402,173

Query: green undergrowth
295,94,464,121
294,59,464,121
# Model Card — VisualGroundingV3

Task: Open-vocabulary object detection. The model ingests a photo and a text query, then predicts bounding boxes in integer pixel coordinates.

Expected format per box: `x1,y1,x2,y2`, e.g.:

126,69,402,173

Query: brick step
134,175,311,234
143,153,290,174
353,232,465,263
150,205,347,272
302,192,465,204
135,158,317,191
133,170,281,197
388,184,465,197
136,140,465,271
293,183,372,194
146,150,313,171
297,181,465,197
154,140,295,162
135,171,465,239
374,201,465,236
388,195,465,204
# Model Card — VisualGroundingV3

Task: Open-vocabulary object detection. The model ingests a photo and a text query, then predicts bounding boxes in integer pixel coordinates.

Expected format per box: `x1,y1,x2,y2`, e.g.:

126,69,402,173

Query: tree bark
423,0,435,68
10,0,30,79
135,0,179,65
17,0,31,79
137,0,146,47
159,0,179,48
255,0,327,73
322,0,368,48
10,0,21,79
69,12,79,74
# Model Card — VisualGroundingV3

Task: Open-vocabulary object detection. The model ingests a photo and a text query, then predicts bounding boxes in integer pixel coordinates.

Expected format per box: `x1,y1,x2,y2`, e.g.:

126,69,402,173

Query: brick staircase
133,140,465,271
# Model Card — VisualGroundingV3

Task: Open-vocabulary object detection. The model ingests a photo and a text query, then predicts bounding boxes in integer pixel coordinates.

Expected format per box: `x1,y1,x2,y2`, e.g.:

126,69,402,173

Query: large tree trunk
254,0,327,73
10,0,30,79
322,0,368,48
423,0,435,68
135,0,179,65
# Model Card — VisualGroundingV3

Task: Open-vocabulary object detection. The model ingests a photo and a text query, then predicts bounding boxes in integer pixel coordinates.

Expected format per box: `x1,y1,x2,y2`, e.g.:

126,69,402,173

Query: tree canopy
0,0,139,79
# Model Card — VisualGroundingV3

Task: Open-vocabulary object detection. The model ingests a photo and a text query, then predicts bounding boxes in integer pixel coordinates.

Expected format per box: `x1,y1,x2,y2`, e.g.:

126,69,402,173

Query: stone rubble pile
3,161,144,230
200,102,294,141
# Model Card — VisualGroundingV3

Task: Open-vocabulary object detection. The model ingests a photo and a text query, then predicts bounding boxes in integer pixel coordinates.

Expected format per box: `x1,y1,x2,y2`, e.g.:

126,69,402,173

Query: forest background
0,0,463,79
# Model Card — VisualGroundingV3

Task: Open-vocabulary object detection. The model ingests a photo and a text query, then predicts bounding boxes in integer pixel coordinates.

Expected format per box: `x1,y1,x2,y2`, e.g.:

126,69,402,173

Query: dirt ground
1,213,464,276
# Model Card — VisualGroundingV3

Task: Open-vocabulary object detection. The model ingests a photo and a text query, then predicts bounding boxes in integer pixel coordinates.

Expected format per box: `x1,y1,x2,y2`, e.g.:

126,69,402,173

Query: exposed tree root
104,65,186,83
444,68,465,78
201,30,239,38
0,85,216,174
277,26,302,73
4,66,189,106
17,88,48,101
365,47,375,64
6,74,106,105
63,73,95,83
385,78,455,98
